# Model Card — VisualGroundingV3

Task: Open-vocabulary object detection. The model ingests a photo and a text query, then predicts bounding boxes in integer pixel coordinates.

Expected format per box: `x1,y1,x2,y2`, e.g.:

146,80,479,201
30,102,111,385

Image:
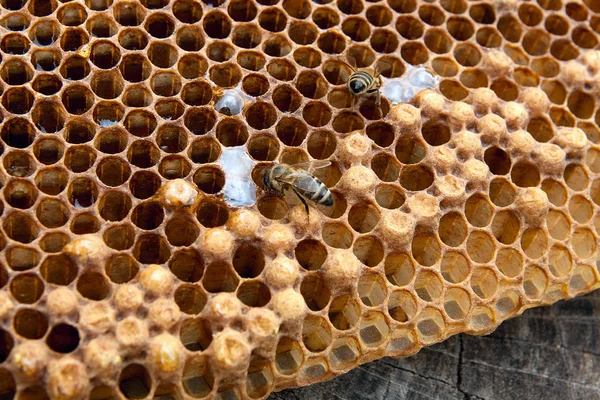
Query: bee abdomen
311,181,334,206
349,72,373,93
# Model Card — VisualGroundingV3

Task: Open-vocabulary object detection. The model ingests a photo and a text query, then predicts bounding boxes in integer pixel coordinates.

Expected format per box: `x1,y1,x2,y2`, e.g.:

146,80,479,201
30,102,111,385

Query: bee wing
291,160,332,172
374,59,392,77
346,54,358,70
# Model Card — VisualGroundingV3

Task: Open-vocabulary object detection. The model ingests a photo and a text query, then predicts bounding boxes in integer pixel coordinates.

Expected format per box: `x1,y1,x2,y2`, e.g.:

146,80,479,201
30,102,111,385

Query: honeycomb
0,0,600,398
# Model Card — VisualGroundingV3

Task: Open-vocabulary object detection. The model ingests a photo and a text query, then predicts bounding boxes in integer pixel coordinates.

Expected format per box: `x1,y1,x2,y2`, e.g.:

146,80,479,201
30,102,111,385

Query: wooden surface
270,290,600,400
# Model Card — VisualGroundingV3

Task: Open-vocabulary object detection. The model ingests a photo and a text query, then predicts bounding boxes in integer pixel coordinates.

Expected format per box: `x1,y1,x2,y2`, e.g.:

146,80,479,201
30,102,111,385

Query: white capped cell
381,66,438,104
218,146,256,207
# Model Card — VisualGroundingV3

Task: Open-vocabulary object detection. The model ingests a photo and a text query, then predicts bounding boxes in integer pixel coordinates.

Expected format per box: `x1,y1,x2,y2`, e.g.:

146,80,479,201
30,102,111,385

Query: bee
339,56,391,105
76,43,91,58
263,161,334,215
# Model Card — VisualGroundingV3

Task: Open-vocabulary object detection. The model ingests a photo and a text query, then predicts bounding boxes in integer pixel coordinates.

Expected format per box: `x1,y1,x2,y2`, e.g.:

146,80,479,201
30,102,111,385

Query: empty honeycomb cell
95,128,128,154
46,323,80,354
1,58,33,85
360,311,389,348
489,178,516,208
216,118,248,147
177,25,206,52
119,54,151,83
4,179,37,210
399,165,434,191
518,3,543,27
67,178,97,209
494,290,520,318
0,32,29,54
316,31,346,55
131,201,164,230
169,249,204,283
64,119,95,145
301,273,331,311
0,370,15,400
358,272,387,307
10,274,44,304
550,107,576,127
13,308,48,339
293,239,327,272
77,272,110,300
531,56,560,78
371,153,400,182
490,79,518,101
275,117,307,146
196,200,230,228
569,195,593,224
182,357,214,398
438,212,468,247
86,14,118,37
193,166,225,195
353,236,384,267
571,228,597,259
569,264,597,293
415,307,445,343
1,118,35,149
511,161,541,188
541,80,567,105
246,356,274,399
470,267,498,300
203,262,239,293
288,21,318,46
61,84,94,115
105,254,139,284
60,54,92,81
564,164,589,192
60,28,89,52
175,285,207,314
275,337,305,376
257,196,289,220
567,91,595,120
29,19,60,46
119,364,152,400
572,26,598,49
203,10,232,39
545,14,569,37
6,246,40,272
411,233,441,267
439,251,470,284
551,39,580,61
340,17,370,43
117,29,149,51
184,107,217,136
443,287,471,320
312,7,339,30
394,135,426,165
96,157,131,187
98,190,132,222
4,150,36,178
228,0,256,22
35,198,69,229
347,203,380,234
178,54,208,79
322,222,353,250
158,155,192,179
527,116,554,142
542,179,567,207
128,140,160,169
421,119,450,147
375,185,404,210
156,125,187,153
467,230,496,264
293,46,323,69
166,214,200,247
432,56,459,77
491,210,520,245
103,223,135,250
324,296,360,335
302,101,332,127
34,168,68,196
230,244,264,279
91,70,125,100
147,42,178,69
144,12,175,39
237,281,271,307
189,138,221,165
520,228,548,260
522,265,548,300
258,8,287,33
40,232,70,253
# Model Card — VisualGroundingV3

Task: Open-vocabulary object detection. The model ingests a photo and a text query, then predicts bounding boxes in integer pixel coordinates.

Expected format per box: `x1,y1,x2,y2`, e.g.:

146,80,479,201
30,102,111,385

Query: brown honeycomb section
0,0,600,399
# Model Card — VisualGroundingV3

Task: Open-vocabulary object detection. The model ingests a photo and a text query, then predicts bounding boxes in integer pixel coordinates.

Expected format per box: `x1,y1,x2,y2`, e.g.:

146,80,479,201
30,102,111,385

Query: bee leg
292,188,310,216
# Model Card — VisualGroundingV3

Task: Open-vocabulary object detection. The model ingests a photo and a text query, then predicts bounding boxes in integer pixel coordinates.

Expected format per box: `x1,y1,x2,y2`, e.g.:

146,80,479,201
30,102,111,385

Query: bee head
349,79,366,94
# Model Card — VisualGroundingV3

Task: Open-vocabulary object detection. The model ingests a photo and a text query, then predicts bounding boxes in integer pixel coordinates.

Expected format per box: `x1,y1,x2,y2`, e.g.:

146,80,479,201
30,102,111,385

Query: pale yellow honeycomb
0,0,600,399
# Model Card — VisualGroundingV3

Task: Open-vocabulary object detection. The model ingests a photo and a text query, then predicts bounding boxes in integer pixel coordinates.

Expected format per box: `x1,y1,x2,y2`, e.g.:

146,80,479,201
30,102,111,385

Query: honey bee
76,43,91,58
263,161,334,214
339,56,391,105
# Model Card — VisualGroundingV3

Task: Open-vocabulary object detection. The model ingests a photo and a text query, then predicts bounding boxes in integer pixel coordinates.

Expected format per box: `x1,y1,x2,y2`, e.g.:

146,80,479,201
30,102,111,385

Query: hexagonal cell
175,284,207,315
438,212,467,247
443,287,471,320
301,315,332,353
371,153,400,182
569,195,593,224
385,252,415,287
119,364,152,400
13,308,48,339
494,290,521,318
133,234,171,264
104,254,139,284
328,294,359,331
98,190,132,222
202,262,239,293
359,311,389,347
489,177,516,207
301,273,330,311
246,355,274,399
411,233,441,267
10,273,44,304
329,337,359,370
358,272,387,307
276,337,304,375
167,249,203,284
564,164,589,192
388,289,417,323
547,210,571,241
400,165,434,191
470,267,498,300
569,265,597,294
414,270,443,302
571,228,597,260
491,210,520,245
464,194,493,227
466,230,496,264
441,251,470,283
182,356,214,398
40,232,70,253
6,245,40,271
522,264,548,300
415,308,445,344
322,222,353,249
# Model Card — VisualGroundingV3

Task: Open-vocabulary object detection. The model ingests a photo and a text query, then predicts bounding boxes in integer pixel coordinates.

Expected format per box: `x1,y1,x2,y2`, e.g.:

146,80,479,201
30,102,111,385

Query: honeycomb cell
470,267,498,300
13,308,48,339
98,190,132,222
564,164,589,192
360,311,389,347
106,254,139,284
246,356,274,398
41,255,77,285
86,14,118,37
118,28,149,50
275,337,304,375
77,272,110,301
119,364,152,400
439,212,468,247
301,273,330,311
175,285,207,315
416,308,445,343
411,233,441,267
46,323,80,354
10,274,44,304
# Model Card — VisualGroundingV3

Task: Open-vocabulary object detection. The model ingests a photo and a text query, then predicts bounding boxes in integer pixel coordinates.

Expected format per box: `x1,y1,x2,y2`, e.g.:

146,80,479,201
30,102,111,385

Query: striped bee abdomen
349,71,374,94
